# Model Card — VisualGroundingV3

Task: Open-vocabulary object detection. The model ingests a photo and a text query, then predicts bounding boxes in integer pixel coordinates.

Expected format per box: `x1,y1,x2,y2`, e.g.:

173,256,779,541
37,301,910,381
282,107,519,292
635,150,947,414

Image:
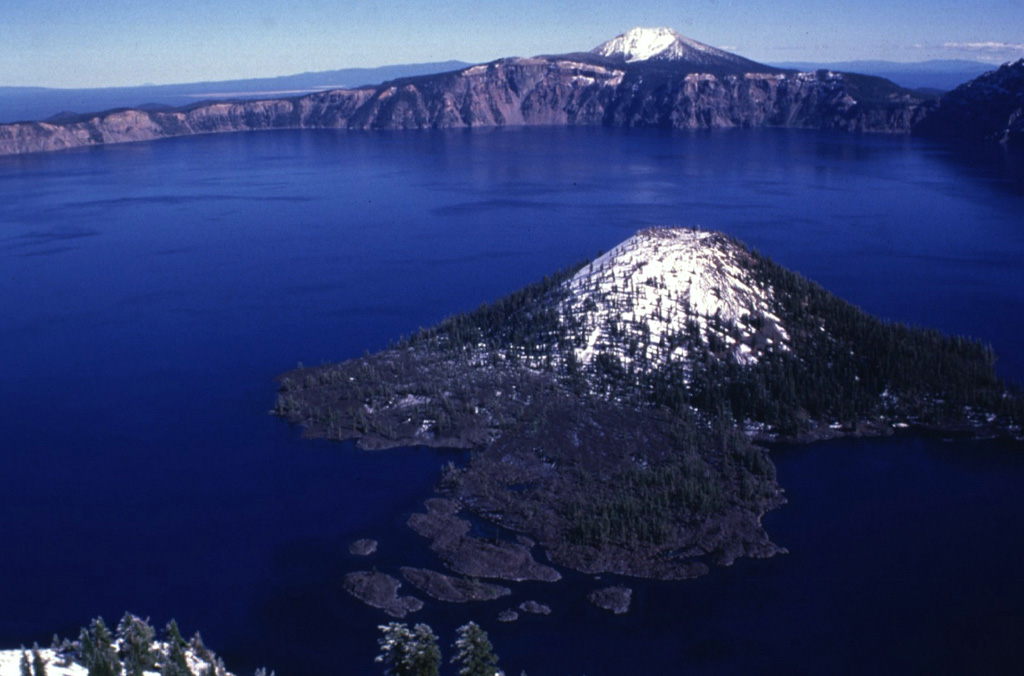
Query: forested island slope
275,228,1022,580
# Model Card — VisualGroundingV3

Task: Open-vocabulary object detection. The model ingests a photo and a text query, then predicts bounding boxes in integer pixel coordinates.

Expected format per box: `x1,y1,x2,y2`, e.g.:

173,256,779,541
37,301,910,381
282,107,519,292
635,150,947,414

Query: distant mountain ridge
771,59,995,91
0,61,471,124
1,28,1014,156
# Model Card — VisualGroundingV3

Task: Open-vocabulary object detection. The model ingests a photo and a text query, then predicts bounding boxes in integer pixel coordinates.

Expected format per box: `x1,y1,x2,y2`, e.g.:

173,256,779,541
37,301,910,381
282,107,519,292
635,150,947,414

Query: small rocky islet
280,227,1022,614
588,586,634,615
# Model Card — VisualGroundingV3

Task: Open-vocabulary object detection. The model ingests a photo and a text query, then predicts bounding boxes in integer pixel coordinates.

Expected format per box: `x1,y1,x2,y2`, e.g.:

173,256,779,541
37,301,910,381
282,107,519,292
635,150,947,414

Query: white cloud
943,41,1024,53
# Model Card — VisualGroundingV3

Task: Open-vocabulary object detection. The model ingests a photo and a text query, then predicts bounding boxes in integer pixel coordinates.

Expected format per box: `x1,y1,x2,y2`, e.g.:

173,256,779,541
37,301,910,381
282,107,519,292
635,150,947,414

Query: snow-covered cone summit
592,27,756,69
560,227,788,373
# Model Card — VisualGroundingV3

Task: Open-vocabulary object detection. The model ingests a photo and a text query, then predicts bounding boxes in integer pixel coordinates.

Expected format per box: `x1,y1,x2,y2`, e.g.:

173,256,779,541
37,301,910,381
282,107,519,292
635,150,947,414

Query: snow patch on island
559,227,788,373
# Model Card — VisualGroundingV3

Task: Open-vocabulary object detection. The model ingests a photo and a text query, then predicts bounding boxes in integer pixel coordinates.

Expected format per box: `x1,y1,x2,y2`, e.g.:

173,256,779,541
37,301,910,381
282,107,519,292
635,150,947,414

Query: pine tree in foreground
79,617,121,676
161,620,194,676
117,614,156,676
376,623,441,676
452,622,499,676
31,643,48,676
188,633,214,665
409,624,441,676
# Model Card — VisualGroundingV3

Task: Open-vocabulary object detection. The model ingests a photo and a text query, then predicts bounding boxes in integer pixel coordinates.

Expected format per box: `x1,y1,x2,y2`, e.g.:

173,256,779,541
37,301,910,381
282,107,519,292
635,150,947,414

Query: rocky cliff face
0,43,931,156
600,68,927,131
915,59,1024,146
0,88,377,155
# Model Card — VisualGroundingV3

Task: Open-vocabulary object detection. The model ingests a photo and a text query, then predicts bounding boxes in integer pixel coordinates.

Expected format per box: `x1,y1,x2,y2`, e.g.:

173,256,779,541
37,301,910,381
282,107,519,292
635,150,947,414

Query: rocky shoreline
400,567,512,603
407,498,562,582
343,571,423,619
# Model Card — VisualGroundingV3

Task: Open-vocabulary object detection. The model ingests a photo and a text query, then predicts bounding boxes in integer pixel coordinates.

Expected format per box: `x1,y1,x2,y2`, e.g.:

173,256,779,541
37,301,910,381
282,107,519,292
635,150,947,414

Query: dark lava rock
349,538,378,556
497,609,519,623
400,567,511,603
343,571,423,618
588,586,633,614
518,600,552,615
407,499,561,583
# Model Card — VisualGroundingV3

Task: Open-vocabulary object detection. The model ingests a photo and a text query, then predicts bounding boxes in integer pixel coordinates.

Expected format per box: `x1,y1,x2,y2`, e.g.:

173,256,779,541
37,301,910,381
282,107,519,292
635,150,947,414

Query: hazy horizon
2,0,1022,89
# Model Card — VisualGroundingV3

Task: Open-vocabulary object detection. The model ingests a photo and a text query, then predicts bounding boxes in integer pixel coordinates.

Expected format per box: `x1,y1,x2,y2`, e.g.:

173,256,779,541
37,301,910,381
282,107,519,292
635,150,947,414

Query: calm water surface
1,128,1022,675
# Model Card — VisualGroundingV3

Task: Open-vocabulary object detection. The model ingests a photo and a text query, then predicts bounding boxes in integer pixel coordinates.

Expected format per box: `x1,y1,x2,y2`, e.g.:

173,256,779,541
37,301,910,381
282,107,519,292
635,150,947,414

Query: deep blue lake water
1,127,1023,675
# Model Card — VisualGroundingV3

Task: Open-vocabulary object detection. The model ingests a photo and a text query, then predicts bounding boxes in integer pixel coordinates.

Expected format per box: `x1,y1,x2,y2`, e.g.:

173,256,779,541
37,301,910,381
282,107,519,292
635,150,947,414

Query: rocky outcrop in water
349,538,378,556
588,586,633,614
343,571,424,618
0,29,931,156
406,498,562,582
400,567,512,603
518,600,552,615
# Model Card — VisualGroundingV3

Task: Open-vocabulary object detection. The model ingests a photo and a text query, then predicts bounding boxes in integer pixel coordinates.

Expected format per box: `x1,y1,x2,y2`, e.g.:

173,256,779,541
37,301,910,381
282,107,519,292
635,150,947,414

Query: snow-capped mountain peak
592,27,740,65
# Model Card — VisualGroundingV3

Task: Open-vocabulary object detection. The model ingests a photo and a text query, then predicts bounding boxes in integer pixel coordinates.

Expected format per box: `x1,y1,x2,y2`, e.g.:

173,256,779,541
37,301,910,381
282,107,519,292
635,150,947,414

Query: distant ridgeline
275,228,1022,579
0,613,263,676
0,27,961,157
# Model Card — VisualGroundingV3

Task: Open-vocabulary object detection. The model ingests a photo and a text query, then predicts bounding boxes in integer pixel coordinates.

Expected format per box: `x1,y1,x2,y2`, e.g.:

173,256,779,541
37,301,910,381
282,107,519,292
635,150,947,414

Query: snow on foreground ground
0,647,234,676
560,227,788,371
0,649,86,676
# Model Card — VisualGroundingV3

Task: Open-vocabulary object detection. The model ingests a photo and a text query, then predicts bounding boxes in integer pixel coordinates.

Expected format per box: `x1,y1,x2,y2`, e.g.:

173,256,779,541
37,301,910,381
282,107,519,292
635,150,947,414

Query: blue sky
2,0,1021,88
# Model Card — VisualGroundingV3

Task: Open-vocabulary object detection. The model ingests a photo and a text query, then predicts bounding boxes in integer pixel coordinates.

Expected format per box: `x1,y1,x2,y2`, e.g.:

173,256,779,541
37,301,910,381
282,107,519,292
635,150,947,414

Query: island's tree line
397,236,1022,436
562,417,777,549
